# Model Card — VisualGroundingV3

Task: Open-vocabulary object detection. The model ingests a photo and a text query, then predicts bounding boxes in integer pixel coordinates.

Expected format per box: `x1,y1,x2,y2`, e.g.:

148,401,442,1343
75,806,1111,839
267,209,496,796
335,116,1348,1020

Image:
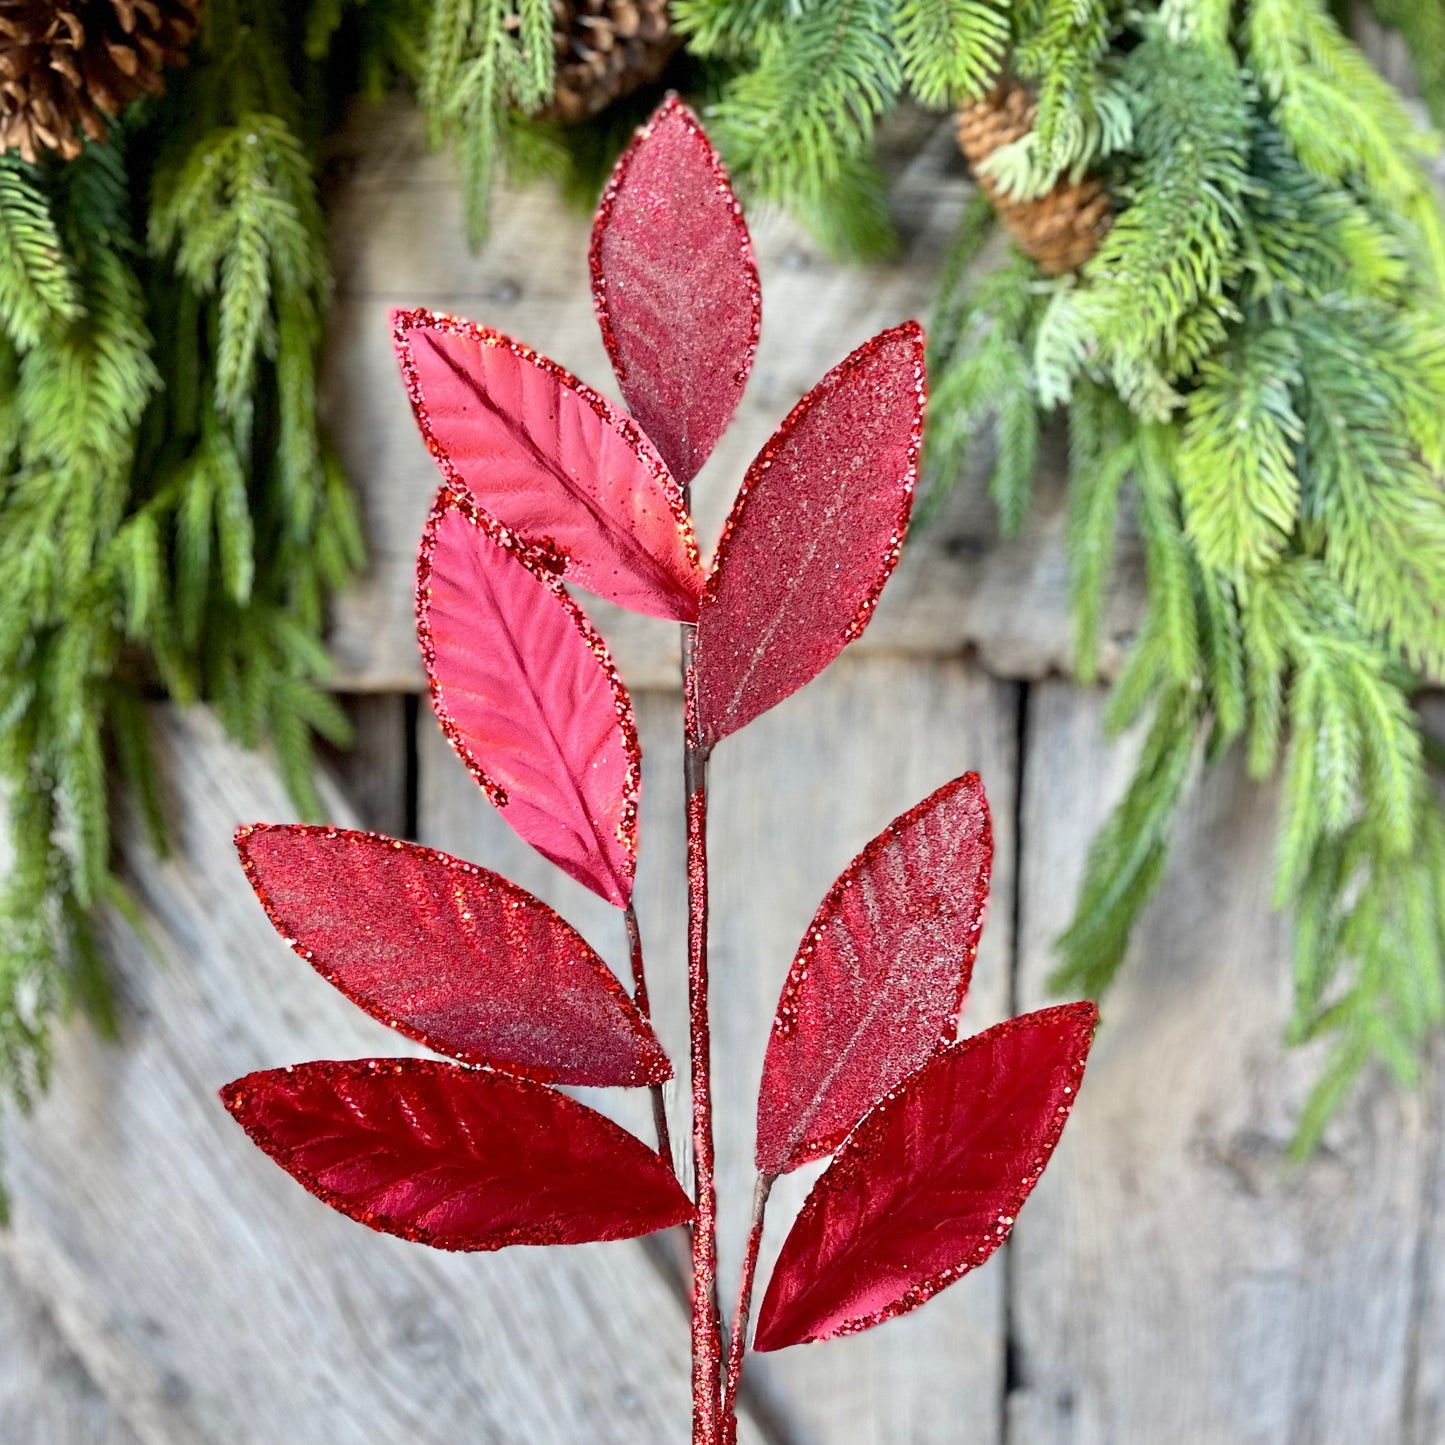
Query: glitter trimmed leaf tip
755,773,993,1177
221,1059,695,1251
591,95,761,487
753,1003,1098,1351
694,321,927,746
418,487,640,906
235,825,671,1087
393,307,704,621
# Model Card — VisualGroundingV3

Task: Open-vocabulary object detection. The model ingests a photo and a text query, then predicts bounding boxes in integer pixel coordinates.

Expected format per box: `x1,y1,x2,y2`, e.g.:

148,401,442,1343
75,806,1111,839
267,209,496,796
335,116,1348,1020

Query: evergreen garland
7,0,1445,1161
676,0,1445,1147
0,2,399,1158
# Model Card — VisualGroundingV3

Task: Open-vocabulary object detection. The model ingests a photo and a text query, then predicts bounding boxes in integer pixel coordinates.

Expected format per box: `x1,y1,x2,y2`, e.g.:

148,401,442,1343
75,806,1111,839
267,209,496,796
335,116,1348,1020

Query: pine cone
544,0,678,125
957,82,1112,276
0,0,201,163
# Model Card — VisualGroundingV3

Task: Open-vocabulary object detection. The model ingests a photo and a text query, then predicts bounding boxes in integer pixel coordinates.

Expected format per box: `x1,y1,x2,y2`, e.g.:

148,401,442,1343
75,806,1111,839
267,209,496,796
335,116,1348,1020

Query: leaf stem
683,619,723,1445
722,1172,774,1437
624,900,674,1166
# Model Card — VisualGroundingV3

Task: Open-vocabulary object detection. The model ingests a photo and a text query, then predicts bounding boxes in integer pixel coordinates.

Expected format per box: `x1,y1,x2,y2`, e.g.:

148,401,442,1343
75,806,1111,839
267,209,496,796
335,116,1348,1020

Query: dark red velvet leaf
694,322,927,746
393,308,703,621
753,1003,1097,1351
590,95,760,487
221,1059,695,1250
235,824,671,1088
755,773,993,1176
418,487,639,906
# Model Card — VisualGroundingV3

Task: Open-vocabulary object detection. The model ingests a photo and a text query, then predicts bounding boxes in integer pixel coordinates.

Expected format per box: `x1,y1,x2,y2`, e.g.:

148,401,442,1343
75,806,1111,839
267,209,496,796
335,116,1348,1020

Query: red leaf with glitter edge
754,773,993,1177
694,322,926,746
235,825,671,1088
752,1003,1097,1351
221,1059,695,1251
590,95,760,488
393,308,704,621
418,487,640,906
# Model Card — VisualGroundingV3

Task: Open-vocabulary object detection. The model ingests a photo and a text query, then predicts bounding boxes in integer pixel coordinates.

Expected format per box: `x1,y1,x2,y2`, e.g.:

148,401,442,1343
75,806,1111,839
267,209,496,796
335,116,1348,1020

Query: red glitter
752,1004,1099,1352
393,307,704,621
755,772,994,1176
590,95,761,487
694,321,927,746
721,1174,773,1437
215,97,1102,1443
682,626,723,1442
417,487,641,907
219,1059,695,1251
235,824,671,1088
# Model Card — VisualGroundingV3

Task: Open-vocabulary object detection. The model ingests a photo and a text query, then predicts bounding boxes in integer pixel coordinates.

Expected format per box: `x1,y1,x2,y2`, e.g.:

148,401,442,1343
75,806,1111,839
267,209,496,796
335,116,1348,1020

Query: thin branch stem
722,1173,774,1437
624,901,673,1167
683,620,723,1445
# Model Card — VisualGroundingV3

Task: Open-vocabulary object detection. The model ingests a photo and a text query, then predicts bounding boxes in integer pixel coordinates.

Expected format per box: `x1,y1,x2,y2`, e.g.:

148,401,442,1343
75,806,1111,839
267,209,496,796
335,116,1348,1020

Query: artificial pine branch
418,0,558,243
874,0,1445,1135
0,2,386,1164
686,0,903,256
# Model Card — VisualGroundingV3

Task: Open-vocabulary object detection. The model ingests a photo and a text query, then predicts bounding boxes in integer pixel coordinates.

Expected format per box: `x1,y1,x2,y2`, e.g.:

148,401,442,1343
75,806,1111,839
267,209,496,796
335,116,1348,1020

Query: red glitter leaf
221,1059,694,1251
393,308,704,621
418,488,640,906
753,1003,1098,1351
754,773,993,1177
590,96,760,487
694,322,926,746
235,825,671,1088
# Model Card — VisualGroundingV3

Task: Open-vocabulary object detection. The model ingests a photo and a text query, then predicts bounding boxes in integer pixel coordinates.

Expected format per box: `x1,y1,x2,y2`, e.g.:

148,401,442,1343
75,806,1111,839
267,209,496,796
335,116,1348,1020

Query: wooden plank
1402,697,1445,1445
3,706,769,1445
1008,680,1432,1445
319,100,1144,693
417,653,1021,1444
0,1250,139,1445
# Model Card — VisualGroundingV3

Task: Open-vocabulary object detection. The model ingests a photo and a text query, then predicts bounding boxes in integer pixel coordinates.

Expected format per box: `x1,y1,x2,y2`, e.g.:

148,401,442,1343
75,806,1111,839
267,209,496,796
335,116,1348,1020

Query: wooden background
6,39,1445,1443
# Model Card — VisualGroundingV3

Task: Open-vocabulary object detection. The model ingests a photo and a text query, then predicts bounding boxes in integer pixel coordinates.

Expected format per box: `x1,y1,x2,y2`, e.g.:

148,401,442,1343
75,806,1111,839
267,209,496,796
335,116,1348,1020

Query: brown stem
722,1173,774,1437
624,901,673,1166
683,621,723,1444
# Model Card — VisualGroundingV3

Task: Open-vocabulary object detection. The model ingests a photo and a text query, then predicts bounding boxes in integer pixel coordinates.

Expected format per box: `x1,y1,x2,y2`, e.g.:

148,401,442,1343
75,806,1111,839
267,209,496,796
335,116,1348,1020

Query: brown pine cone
957,82,1112,276
545,0,678,125
0,0,201,163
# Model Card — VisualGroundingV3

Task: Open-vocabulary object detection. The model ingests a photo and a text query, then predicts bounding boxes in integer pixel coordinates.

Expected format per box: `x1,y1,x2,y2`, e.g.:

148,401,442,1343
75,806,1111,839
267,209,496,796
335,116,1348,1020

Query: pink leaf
590,96,760,486
753,1004,1097,1351
221,1059,694,1250
694,322,927,745
755,774,993,1176
394,308,704,621
236,825,671,1087
417,488,639,906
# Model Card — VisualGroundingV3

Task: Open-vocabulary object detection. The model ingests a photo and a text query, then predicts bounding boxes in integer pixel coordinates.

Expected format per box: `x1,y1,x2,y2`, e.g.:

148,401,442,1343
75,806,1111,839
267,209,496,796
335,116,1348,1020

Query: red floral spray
219,96,1098,1443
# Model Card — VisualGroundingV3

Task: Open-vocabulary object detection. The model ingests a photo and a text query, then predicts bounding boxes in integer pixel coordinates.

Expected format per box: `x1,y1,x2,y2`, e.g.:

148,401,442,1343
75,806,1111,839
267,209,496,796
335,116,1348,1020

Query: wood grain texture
1009,681,1433,1445
418,655,1020,1445
1403,697,1445,1445
0,1249,139,1445
319,101,1143,693
1,706,769,1445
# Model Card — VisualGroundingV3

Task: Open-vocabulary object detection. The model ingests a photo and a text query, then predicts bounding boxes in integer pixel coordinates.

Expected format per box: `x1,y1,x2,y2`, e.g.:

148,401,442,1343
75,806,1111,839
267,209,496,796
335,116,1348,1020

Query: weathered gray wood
1008,681,1433,1445
417,654,1020,1444
0,1249,139,1445
320,101,1143,693
1402,1037,1445,1445
1402,697,1445,1445
2,706,770,1445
